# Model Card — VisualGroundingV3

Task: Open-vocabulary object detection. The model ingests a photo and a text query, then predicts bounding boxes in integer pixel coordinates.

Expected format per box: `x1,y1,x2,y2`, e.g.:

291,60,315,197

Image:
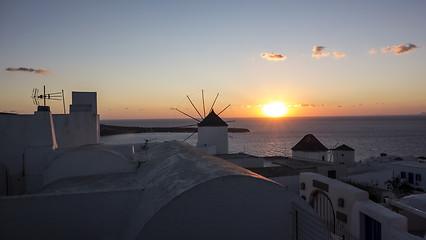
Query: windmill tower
175,90,230,155
197,110,229,154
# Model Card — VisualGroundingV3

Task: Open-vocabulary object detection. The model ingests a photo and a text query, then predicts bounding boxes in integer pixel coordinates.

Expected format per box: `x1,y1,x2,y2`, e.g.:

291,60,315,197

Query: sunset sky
1,1,425,119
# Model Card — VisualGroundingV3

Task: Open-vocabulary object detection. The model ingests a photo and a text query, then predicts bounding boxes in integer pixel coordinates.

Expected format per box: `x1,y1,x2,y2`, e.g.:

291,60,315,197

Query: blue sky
1,1,425,119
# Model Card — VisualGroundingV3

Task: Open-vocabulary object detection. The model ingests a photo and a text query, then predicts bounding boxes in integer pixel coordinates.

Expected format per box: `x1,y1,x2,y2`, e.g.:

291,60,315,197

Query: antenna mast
31,85,66,113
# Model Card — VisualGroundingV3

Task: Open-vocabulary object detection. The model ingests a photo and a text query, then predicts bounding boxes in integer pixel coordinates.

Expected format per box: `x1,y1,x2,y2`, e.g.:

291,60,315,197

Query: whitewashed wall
197,126,228,154
300,172,409,239
331,150,355,165
293,150,328,161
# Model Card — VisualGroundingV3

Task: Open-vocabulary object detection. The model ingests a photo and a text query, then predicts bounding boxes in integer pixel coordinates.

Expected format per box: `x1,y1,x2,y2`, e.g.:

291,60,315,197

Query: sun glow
262,102,288,117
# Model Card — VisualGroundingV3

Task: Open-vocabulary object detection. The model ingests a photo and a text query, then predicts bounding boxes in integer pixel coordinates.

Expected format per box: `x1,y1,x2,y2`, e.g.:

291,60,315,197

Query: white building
330,144,355,166
0,91,331,240
292,134,329,162
0,92,99,195
387,194,426,237
299,172,421,240
365,156,426,191
196,110,228,154
0,139,323,240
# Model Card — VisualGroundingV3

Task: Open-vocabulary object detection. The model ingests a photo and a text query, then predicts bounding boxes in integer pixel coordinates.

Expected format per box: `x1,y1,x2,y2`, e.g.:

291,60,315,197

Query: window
328,170,337,179
401,171,406,179
408,173,414,184
416,174,422,182
364,214,381,240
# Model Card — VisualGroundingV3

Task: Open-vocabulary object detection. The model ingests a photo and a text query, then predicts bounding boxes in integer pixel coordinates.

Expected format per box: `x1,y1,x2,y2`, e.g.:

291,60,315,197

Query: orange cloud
312,46,330,58
6,67,51,74
333,52,345,58
369,48,377,54
260,52,287,61
381,43,420,55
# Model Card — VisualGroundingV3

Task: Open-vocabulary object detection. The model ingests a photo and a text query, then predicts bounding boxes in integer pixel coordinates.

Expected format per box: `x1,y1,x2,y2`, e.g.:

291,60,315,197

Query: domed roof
398,194,426,212
198,110,228,127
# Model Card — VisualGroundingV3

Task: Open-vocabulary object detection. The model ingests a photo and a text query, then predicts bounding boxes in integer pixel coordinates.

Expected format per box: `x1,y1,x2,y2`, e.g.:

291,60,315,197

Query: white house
365,156,426,191
386,194,426,237
299,172,422,240
0,92,99,195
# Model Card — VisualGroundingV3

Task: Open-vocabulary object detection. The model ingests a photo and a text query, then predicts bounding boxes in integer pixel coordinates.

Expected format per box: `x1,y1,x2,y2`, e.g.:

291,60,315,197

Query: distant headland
100,124,250,136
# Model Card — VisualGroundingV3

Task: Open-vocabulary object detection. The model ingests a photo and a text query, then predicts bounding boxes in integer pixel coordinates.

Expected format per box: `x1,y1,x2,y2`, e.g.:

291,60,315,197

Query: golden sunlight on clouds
381,43,420,55
312,46,330,58
261,101,288,117
260,52,287,61
333,52,345,58
369,48,377,54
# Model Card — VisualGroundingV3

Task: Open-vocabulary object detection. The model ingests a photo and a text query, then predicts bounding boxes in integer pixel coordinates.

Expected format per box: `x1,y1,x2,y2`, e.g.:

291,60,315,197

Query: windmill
31,85,66,113
175,90,230,123
175,90,231,154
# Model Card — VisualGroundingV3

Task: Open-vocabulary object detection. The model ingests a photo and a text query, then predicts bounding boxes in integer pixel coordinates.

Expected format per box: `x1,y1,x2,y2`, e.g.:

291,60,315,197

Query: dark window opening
408,173,414,184
328,170,337,179
416,174,422,182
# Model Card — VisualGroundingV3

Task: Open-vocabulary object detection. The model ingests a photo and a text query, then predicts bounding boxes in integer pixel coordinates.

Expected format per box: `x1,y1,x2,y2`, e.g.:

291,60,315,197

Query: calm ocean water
100,116,426,162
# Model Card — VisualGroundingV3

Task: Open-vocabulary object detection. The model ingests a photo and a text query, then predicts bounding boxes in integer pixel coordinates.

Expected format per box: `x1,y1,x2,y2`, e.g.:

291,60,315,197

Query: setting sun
262,102,288,117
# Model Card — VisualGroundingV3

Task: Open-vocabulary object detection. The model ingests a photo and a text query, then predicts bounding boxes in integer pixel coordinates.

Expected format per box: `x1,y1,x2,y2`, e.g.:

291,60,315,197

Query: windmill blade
209,93,219,113
182,131,197,142
174,123,198,128
202,90,206,118
175,108,201,122
217,104,231,116
187,95,203,119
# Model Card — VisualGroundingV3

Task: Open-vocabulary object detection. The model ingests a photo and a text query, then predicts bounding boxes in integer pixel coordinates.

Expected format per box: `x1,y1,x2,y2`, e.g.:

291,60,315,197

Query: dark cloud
6,67,51,74
260,52,287,61
381,43,420,55
312,46,330,58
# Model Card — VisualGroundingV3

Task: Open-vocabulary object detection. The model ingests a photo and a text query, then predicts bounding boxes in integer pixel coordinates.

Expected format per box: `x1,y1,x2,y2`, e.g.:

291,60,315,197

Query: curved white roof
398,194,426,212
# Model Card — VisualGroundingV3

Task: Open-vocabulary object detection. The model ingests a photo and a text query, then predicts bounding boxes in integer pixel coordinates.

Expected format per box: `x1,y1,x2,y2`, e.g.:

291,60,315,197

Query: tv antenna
31,85,66,113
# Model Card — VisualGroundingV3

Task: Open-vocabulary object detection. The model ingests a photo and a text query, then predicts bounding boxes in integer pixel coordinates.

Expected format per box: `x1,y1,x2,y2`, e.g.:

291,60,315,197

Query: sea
100,115,426,162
